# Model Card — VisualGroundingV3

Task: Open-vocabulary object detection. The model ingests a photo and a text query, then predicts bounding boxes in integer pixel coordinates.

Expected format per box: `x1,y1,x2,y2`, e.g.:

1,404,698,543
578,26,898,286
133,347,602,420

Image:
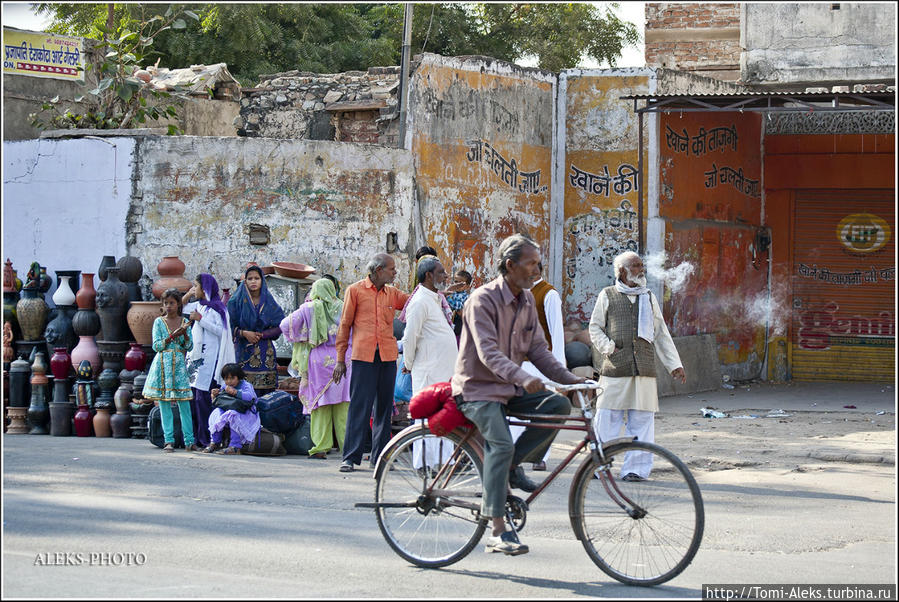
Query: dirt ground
653,409,896,473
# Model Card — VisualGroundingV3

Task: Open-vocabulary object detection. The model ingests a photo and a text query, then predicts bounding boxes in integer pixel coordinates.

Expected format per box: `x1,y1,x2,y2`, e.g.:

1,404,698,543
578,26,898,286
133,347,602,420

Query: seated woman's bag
213,393,254,413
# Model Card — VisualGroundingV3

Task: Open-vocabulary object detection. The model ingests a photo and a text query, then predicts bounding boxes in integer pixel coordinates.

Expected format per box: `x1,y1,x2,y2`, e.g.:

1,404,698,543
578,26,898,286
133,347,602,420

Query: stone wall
237,67,401,145
644,3,741,83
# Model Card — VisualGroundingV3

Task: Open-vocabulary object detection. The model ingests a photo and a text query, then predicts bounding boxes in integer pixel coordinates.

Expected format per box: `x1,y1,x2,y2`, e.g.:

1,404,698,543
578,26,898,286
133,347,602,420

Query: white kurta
588,289,682,412
185,302,235,392
402,286,458,391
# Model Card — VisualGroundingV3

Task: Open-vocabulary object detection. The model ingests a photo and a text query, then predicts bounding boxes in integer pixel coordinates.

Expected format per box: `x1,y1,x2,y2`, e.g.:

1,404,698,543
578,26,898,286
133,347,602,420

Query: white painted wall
2,137,135,304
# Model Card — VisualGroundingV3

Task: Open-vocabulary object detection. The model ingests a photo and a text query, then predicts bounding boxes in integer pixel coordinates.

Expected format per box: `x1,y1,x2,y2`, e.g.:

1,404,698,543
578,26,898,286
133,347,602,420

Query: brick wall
645,3,741,80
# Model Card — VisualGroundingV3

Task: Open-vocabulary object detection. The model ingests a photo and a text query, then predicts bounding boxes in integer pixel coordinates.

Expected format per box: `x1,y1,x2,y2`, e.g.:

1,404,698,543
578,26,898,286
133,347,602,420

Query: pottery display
27,352,50,434
52,274,77,307
49,401,74,436
111,378,133,438
95,368,118,410
8,354,31,408
73,402,93,436
117,255,143,302
3,259,21,340
16,288,49,341
93,407,112,437
44,305,77,352
124,343,148,372
126,301,162,345
49,347,71,380
38,267,52,294
95,267,130,342
98,256,116,282
3,322,14,364
271,261,316,279
151,256,193,298
76,273,97,310
96,340,129,373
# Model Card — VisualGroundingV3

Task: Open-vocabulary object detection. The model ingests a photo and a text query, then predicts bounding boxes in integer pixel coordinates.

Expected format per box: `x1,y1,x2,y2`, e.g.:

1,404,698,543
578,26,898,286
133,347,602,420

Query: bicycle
355,381,704,586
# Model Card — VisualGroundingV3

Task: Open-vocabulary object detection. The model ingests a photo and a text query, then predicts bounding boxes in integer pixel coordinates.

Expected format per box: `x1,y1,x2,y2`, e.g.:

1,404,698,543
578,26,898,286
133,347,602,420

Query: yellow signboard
3,28,84,81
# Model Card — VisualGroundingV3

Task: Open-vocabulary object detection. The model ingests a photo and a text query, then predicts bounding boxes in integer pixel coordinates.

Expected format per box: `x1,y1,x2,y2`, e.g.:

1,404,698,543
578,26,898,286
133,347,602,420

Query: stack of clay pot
71,272,102,376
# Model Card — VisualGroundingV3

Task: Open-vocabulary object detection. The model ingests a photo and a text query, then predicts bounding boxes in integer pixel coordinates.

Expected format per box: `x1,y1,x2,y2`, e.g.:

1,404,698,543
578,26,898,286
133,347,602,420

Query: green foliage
34,3,640,85
30,5,195,133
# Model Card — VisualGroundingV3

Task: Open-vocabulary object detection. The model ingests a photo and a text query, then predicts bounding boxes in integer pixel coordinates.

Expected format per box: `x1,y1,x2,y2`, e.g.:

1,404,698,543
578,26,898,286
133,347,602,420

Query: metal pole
397,3,413,150
637,109,644,255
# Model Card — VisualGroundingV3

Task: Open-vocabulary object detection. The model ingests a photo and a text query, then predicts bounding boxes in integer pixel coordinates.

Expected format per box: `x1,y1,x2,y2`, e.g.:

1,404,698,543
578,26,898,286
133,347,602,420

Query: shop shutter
791,191,895,381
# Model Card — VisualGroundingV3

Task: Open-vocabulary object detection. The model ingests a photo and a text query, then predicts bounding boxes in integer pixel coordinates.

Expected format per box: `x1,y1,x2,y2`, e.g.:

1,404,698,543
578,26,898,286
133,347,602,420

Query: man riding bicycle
451,234,584,556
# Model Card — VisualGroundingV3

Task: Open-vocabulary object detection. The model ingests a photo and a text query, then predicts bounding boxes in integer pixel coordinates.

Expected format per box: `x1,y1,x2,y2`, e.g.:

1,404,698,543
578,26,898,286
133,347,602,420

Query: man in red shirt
333,253,410,472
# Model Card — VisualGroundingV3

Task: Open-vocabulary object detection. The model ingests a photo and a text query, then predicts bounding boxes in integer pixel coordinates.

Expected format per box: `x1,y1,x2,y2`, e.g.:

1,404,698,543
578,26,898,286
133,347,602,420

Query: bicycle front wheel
374,427,486,568
570,441,704,586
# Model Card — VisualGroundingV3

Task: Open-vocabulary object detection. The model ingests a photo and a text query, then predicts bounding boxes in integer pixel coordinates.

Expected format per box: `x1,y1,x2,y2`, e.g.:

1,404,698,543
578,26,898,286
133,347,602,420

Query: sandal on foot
185,443,200,452
218,446,241,455
162,443,175,453
202,443,222,454
310,452,327,459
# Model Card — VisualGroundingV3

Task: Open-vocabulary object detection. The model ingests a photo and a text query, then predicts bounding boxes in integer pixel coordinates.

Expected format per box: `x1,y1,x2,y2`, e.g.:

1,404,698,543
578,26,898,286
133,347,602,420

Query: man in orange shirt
333,253,410,472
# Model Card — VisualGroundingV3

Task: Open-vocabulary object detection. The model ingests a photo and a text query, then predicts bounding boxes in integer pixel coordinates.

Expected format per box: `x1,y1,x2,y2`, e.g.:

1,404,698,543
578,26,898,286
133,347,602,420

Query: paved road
3,384,896,600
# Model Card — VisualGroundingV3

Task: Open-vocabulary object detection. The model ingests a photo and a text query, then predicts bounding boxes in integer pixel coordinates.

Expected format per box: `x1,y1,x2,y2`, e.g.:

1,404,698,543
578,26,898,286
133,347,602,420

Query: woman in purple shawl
227,266,285,395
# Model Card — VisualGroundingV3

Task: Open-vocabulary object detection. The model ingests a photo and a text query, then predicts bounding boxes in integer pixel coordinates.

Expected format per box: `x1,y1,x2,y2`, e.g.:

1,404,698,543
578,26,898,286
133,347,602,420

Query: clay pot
152,256,193,298
95,267,130,341
44,306,77,352
126,301,162,345
28,352,50,434
50,347,71,380
93,406,112,437
16,288,49,341
95,367,119,409
76,273,97,310
39,267,52,294
72,307,101,337
52,274,77,307
110,409,131,438
124,342,148,372
8,355,32,408
3,259,17,293
49,401,74,436
98,256,116,282
55,270,81,296
71,336,101,375
116,256,143,283
73,404,93,436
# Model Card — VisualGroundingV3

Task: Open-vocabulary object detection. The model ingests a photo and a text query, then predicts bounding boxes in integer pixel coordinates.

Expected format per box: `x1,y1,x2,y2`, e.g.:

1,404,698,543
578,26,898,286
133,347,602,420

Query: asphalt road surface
3,418,895,599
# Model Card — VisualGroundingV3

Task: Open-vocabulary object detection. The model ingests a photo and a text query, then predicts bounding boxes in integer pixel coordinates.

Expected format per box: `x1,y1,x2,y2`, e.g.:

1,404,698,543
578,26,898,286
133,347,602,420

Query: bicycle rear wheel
570,441,704,586
374,427,486,568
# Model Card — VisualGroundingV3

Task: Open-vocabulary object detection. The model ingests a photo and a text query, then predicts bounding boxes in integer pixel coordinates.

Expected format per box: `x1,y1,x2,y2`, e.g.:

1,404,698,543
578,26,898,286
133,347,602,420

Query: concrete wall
742,3,896,88
129,136,415,291
408,53,556,289
3,136,135,301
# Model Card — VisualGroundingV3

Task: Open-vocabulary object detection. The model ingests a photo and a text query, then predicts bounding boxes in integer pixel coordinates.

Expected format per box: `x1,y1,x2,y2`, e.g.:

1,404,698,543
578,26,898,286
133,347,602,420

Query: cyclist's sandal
485,530,529,556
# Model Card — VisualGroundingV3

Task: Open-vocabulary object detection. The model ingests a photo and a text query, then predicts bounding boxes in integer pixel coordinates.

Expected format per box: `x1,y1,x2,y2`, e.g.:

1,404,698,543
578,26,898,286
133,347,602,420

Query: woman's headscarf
227,265,285,333
198,273,228,325
288,278,342,377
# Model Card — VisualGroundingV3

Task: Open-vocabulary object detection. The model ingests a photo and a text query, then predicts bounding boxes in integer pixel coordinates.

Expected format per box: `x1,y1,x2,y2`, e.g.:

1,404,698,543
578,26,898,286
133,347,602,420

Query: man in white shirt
402,256,458,469
588,251,686,480
513,262,566,471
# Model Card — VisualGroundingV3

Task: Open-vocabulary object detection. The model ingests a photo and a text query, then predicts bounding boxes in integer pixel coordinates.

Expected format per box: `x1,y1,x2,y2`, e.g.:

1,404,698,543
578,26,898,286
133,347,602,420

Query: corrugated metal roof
621,89,895,100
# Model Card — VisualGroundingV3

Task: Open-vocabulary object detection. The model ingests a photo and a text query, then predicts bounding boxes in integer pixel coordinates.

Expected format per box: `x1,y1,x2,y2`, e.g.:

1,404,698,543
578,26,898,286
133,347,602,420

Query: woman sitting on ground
203,363,261,455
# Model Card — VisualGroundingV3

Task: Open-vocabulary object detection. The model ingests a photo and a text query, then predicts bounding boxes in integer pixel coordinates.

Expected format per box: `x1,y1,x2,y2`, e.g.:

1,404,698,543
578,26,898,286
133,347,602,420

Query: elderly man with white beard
588,251,686,481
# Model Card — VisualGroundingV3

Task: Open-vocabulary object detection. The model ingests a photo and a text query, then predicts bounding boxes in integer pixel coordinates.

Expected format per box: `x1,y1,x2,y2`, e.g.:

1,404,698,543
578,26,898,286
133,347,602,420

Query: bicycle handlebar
545,380,603,394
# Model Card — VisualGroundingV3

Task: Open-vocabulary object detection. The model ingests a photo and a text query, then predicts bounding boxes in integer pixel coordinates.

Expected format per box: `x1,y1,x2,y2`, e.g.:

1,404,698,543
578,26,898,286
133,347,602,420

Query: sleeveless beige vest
599,287,657,378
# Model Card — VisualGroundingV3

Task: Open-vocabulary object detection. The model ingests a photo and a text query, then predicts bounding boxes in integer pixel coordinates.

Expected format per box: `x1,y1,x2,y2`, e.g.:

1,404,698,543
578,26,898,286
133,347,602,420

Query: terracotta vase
52,275,77,307
76,273,97,310
126,301,162,345
71,336,101,375
27,352,50,434
124,342,148,372
96,267,130,341
93,406,112,437
16,288,49,341
98,256,116,282
50,347,71,380
152,256,193,299
73,404,93,436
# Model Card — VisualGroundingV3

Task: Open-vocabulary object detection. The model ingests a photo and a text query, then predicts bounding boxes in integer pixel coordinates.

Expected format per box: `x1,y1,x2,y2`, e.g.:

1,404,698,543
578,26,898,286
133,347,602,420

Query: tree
34,3,640,84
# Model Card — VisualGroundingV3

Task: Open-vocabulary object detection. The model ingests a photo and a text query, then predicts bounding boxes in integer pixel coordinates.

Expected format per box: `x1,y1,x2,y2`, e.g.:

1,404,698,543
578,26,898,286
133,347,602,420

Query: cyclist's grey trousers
458,390,571,518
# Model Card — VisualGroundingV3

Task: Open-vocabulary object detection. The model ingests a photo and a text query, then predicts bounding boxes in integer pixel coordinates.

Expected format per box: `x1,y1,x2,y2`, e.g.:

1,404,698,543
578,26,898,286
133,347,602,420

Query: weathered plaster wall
742,3,896,88
2,136,135,301
408,54,556,289
129,136,414,291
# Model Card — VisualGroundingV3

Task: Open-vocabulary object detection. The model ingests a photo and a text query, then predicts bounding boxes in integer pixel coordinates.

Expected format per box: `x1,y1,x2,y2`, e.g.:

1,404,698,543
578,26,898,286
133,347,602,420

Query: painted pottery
16,288,49,341
52,274,77,307
96,340,129,373
49,401,74,436
38,267,52,294
95,368,118,409
151,256,193,298
27,352,50,434
44,305,77,351
72,307,101,337
3,290,20,341
126,301,162,345
93,406,112,437
3,322,14,364
76,273,97,310
124,342,148,372
50,347,71,380
55,270,81,297
3,259,17,293
73,403,93,436
8,354,31,408
98,256,116,282
95,267,130,342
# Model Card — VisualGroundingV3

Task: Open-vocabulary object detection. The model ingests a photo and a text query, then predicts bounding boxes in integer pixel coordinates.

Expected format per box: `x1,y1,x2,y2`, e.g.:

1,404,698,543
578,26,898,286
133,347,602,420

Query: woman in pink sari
280,278,352,459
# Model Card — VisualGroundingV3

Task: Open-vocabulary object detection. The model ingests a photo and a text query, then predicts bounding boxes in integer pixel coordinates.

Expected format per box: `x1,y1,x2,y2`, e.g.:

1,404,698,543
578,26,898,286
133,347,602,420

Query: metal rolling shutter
791,192,895,381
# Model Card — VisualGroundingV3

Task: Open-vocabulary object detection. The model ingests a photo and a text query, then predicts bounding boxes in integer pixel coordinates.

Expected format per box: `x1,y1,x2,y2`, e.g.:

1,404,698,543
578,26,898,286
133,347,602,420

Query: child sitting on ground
203,363,261,455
